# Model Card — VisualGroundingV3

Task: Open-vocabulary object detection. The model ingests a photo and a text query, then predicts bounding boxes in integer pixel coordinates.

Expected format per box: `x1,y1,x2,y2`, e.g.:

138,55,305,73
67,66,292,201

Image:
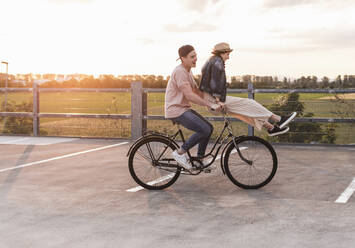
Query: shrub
267,92,337,143
0,101,37,135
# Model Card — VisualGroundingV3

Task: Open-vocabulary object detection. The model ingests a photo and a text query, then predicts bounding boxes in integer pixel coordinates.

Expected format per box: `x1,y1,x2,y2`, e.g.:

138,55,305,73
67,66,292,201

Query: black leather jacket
199,55,227,102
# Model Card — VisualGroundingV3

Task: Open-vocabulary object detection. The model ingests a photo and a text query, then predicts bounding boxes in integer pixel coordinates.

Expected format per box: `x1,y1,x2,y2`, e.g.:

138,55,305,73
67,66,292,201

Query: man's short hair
178,45,195,58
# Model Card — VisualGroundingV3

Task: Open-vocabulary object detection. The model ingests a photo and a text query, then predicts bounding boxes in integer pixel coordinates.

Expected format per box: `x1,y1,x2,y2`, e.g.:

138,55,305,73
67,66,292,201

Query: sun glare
0,0,354,78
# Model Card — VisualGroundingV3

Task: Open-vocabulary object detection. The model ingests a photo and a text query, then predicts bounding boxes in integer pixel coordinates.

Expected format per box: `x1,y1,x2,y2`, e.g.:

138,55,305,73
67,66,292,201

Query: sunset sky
0,0,354,79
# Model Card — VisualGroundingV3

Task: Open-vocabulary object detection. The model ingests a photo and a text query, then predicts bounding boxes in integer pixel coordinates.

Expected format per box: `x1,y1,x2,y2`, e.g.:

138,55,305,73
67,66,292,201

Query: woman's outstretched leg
230,112,289,136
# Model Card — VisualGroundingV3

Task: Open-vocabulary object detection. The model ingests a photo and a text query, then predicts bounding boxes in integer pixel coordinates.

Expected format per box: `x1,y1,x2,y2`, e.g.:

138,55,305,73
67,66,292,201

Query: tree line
230,75,355,89
1,74,355,89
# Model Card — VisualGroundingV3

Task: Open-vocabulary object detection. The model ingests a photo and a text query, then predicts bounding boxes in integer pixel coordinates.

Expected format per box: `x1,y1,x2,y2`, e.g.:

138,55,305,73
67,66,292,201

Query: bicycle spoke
252,165,271,181
225,137,277,189
129,136,180,190
136,150,153,163
229,163,250,177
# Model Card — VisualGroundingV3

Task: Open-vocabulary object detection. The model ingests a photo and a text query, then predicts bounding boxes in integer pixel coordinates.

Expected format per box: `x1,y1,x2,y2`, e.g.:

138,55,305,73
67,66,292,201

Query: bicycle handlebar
210,107,227,115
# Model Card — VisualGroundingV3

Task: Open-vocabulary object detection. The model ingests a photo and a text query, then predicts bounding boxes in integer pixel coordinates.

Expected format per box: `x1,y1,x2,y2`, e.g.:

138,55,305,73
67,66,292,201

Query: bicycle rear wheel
224,136,277,189
128,136,181,190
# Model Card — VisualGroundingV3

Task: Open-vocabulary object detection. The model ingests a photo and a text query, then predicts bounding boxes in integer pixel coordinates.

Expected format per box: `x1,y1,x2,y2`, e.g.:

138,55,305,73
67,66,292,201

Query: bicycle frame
169,113,253,170
166,114,239,168
127,113,252,175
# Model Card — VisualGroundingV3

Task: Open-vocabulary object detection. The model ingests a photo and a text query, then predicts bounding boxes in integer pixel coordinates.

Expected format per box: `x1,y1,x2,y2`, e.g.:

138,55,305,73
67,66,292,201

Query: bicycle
127,112,278,190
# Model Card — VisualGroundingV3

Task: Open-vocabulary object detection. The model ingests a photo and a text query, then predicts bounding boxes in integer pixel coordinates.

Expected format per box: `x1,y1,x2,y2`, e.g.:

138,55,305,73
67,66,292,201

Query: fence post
247,82,254,136
33,82,39,136
131,81,147,139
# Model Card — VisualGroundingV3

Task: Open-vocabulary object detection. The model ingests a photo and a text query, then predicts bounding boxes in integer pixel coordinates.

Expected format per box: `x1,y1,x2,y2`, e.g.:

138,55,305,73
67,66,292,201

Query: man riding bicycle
164,45,223,171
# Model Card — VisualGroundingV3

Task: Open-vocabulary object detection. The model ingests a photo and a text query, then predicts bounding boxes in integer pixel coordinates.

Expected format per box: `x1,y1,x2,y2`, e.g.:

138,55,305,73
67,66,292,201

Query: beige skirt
203,92,273,130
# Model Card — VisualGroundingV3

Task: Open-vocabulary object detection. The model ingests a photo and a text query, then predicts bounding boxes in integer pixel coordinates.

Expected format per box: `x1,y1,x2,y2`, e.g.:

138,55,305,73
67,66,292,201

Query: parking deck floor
0,136,354,248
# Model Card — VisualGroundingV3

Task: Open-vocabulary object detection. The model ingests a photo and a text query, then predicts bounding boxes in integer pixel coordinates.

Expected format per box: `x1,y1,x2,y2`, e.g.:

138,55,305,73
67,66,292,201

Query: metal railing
1,82,355,140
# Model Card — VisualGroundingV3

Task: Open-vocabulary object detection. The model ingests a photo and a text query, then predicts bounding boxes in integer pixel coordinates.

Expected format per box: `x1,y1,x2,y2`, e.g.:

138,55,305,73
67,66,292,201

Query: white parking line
0,142,129,173
335,177,355,204
126,147,246,192
0,137,29,144
0,136,78,145
126,174,175,192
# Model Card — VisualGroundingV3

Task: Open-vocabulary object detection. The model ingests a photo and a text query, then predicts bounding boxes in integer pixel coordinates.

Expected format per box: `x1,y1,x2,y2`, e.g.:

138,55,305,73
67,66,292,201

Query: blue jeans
170,109,213,157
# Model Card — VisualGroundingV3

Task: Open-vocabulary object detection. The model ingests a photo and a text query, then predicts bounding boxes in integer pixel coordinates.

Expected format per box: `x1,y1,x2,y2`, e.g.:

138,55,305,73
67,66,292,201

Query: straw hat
212,42,233,54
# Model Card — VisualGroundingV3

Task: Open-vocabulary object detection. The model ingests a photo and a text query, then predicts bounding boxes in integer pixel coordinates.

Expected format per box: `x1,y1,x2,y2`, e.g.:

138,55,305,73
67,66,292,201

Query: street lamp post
1,61,9,111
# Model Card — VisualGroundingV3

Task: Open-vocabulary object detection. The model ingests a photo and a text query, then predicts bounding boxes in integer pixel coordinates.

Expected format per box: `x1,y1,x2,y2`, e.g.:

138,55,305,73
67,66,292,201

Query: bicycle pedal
204,169,211,173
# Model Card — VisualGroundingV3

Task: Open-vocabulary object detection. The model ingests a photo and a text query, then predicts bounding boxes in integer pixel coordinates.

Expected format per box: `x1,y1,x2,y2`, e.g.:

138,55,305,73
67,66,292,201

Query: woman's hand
210,103,221,112
210,102,226,112
218,102,226,113
215,97,226,112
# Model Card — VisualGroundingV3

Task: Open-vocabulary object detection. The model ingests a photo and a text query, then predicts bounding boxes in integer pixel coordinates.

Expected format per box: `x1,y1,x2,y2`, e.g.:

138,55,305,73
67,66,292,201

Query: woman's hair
212,53,225,66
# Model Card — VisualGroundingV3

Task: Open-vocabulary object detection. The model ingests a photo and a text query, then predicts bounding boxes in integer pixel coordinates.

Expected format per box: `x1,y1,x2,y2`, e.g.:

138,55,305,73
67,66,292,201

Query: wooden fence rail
0,82,355,140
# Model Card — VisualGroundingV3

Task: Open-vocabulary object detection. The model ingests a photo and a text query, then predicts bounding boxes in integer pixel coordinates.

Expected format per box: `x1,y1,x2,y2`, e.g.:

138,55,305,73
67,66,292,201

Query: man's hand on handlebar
210,102,226,112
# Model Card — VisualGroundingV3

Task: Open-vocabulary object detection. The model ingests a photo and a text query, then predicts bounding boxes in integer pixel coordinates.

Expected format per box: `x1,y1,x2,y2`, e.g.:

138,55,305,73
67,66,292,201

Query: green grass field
0,91,354,144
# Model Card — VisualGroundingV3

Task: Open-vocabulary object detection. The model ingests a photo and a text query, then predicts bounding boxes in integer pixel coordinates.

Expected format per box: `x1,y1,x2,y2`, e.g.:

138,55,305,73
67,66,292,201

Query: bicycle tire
224,136,277,189
128,135,181,190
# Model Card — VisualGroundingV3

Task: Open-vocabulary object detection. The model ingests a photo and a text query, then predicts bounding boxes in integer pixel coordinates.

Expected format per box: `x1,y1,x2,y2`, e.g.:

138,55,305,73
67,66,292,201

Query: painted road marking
126,174,176,192
0,142,129,173
0,137,29,144
0,136,79,145
126,147,246,192
335,177,355,203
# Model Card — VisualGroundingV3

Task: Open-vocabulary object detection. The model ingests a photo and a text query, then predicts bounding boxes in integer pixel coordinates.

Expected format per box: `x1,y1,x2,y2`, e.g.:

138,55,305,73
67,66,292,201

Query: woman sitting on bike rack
199,42,297,137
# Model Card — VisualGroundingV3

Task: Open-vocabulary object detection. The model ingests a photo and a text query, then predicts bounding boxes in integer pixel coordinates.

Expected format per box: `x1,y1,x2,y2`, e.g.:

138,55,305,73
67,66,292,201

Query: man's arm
192,85,204,98
180,83,220,110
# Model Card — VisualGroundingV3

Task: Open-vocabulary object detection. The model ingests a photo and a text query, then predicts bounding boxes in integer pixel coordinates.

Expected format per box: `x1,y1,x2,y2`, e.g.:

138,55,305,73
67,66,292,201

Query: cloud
262,0,355,9
160,0,227,37
137,38,156,45
262,0,317,8
164,21,218,32
179,0,222,12
49,0,94,4
163,0,226,34
241,45,323,54
243,27,355,53
276,28,355,48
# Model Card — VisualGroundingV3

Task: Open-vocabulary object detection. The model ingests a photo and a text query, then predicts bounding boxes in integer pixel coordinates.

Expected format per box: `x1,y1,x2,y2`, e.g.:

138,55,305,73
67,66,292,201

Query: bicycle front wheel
224,136,277,189
128,136,181,190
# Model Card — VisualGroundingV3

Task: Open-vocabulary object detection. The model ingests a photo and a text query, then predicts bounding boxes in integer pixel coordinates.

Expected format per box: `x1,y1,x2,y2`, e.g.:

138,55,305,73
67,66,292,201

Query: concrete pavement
0,137,354,248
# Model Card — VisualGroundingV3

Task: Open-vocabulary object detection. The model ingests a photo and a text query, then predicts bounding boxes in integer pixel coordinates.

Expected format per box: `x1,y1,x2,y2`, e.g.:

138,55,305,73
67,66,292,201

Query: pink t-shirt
164,64,198,118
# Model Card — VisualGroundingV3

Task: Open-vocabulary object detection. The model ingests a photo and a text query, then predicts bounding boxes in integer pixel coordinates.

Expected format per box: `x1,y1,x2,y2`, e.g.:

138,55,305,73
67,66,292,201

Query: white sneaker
278,112,297,129
172,150,192,171
202,157,217,170
267,126,290,136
